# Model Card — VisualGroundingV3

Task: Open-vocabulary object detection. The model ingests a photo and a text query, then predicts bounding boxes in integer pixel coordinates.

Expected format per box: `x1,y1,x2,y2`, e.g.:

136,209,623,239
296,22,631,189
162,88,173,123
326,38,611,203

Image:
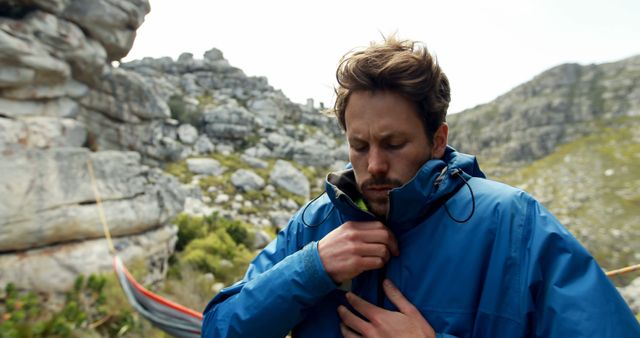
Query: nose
367,147,389,177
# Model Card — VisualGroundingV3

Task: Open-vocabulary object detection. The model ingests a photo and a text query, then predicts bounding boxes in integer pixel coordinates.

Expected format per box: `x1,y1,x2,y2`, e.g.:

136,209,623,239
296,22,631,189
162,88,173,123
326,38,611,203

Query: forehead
344,91,423,137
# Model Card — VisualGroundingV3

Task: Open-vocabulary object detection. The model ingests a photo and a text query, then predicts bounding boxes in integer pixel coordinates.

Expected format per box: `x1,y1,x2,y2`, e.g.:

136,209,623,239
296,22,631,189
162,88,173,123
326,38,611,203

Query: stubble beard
359,177,404,219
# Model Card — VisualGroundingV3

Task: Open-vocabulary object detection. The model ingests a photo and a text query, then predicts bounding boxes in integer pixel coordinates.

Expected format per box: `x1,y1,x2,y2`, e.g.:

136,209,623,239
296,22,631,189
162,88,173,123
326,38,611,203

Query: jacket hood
325,146,485,230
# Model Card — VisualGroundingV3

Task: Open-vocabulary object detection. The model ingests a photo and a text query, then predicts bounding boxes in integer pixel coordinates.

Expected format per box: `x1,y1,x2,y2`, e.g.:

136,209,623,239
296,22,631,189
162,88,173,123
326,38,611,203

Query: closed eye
385,142,406,150
350,143,369,152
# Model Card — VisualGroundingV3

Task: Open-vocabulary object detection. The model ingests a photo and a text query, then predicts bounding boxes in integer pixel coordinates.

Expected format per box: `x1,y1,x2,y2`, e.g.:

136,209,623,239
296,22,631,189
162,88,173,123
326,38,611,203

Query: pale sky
125,0,640,114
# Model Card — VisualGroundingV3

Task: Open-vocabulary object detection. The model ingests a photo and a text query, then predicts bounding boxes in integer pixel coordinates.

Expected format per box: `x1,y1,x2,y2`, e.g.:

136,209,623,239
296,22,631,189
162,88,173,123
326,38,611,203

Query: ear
431,123,448,159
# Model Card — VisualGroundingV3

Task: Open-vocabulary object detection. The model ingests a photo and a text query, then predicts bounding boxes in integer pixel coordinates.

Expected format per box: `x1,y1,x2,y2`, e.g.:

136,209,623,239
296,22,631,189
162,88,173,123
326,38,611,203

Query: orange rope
606,263,640,277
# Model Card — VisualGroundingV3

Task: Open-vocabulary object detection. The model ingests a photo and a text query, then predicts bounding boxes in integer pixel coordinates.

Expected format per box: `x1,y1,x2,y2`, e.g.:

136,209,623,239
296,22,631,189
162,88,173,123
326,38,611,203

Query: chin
369,205,388,219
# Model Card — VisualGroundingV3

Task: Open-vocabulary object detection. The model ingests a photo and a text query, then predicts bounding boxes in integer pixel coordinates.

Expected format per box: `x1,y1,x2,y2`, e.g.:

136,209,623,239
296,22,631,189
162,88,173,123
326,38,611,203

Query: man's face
345,90,432,218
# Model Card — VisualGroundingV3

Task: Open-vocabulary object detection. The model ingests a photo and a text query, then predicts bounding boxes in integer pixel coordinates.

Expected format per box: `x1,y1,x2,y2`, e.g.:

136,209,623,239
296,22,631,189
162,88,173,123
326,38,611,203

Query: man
202,37,640,337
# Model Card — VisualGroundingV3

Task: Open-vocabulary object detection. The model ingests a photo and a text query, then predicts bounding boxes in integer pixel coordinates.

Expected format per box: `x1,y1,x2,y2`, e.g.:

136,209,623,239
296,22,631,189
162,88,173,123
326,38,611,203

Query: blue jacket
202,147,640,337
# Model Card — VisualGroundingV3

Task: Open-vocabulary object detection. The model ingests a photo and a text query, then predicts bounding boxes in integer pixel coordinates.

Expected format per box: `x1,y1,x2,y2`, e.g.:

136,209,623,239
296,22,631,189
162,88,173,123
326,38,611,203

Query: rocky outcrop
121,50,347,168
0,149,184,252
0,0,185,294
0,224,177,293
448,56,640,165
0,1,192,165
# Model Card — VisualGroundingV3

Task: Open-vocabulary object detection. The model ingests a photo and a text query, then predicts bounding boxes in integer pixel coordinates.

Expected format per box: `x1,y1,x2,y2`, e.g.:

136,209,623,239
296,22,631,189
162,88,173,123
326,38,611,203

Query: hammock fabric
113,256,203,337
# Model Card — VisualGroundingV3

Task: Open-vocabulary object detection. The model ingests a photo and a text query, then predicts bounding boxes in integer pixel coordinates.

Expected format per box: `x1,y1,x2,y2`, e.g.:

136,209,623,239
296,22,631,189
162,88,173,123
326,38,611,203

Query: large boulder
269,160,309,199
0,117,86,150
0,148,185,252
231,169,265,191
0,224,177,293
186,157,225,176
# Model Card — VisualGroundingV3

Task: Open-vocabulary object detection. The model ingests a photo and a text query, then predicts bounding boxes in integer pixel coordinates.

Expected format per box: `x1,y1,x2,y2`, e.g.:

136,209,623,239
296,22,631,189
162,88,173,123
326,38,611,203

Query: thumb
382,279,419,316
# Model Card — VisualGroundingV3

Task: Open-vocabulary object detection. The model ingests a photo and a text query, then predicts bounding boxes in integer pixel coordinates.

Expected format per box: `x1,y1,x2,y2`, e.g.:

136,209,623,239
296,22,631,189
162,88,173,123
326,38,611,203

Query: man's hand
318,221,399,283
338,279,435,338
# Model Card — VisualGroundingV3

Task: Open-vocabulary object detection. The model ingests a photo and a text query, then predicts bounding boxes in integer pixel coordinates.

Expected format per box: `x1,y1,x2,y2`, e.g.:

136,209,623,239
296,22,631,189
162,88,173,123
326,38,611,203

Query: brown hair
333,36,450,142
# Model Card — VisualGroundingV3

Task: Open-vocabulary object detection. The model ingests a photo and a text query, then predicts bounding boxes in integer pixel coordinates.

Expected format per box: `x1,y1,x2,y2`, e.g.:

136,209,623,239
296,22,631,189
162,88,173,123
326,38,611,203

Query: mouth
363,186,394,198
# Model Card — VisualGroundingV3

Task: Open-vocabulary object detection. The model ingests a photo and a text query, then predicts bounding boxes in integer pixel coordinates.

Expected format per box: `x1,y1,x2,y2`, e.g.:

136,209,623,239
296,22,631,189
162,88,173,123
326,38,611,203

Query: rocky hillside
448,56,640,167
118,51,349,247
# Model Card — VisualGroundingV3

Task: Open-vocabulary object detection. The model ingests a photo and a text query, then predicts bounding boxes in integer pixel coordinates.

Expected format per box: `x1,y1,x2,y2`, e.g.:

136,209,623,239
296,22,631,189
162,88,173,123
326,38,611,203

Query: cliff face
448,56,640,166
0,0,185,293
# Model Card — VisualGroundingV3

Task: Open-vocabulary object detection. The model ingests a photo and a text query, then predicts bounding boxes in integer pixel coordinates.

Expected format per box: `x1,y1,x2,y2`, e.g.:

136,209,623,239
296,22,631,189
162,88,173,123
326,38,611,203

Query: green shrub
0,272,165,338
173,212,256,285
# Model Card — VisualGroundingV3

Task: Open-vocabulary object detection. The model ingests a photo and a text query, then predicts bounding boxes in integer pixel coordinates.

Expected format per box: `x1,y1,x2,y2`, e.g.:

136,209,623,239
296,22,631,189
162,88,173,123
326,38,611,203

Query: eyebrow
348,131,407,144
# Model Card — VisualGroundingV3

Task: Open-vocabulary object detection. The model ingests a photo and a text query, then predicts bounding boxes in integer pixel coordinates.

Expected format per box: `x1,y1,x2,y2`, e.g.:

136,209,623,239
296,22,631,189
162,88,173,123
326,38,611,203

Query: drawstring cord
301,192,335,227
443,168,476,223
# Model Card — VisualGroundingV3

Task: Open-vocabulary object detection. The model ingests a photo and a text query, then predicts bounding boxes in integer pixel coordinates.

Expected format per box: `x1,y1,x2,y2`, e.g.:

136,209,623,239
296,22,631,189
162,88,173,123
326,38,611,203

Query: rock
241,154,269,169
231,169,265,191
203,48,224,62
2,80,88,100
246,91,301,123
263,132,295,158
177,52,194,63
0,97,79,118
0,10,106,87
58,0,150,61
215,144,235,155
619,277,640,314
183,197,215,217
257,218,272,228
252,230,272,250
269,210,292,230
202,103,256,142
0,148,185,251
193,135,215,154
282,199,299,210
212,282,225,294
0,224,178,293
79,67,170,123
186,158,224,176
182,183,203,199
243,144,272,158
177,124,198,144
214,194,230,204
269,160,310,199
0,117,87,150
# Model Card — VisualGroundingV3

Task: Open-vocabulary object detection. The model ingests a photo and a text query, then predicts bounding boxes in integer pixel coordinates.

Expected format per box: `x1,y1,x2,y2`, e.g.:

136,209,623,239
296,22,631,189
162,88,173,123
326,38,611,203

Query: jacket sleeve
201,217,338,338
524,198,640,337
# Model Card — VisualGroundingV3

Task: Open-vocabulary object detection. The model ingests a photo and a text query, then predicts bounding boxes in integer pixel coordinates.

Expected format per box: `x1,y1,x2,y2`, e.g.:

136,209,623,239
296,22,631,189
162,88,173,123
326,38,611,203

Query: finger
358,256,386,272
356,228,400,257
350,220,387,230
383,279,419,316
340,323,361,338
345,292,383,320
355,243,391,262
338,305,368,336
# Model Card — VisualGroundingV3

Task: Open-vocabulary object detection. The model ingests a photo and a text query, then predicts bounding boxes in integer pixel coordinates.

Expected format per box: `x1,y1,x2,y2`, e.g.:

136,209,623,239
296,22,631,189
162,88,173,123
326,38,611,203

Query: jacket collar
325,146,485,231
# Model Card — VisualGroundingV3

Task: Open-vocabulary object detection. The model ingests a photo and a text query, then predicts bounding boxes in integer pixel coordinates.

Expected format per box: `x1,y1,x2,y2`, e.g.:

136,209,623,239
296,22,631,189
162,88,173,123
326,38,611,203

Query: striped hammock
113,256,203,337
